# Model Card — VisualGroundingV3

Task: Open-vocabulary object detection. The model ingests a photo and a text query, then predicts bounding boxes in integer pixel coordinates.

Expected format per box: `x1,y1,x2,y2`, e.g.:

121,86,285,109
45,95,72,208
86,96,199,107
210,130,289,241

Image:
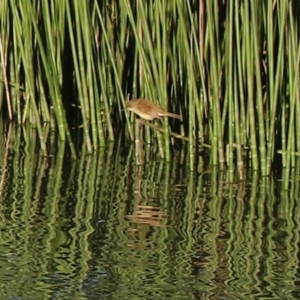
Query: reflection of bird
126,99,181,121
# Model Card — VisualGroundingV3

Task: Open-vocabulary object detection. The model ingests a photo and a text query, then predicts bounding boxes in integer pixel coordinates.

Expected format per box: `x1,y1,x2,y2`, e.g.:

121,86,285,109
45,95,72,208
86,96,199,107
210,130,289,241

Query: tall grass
0,1,299,176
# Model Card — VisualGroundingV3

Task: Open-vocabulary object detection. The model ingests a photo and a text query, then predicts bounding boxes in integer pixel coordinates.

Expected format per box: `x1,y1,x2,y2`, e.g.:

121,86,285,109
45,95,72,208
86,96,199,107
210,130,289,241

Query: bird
125,98,181,121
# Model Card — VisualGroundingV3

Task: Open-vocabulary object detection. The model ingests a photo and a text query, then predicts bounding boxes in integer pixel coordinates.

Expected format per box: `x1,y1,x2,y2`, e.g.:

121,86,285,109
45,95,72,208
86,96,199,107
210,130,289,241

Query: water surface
0,135,299,299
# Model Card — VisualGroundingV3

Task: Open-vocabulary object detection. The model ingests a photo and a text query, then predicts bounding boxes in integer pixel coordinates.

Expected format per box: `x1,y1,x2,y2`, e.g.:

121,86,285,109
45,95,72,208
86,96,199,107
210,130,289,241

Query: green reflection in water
0,125,300,299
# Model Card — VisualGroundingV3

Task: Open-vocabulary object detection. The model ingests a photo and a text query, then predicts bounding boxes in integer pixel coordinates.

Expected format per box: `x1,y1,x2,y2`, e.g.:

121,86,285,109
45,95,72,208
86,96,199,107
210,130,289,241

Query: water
0,134,300,299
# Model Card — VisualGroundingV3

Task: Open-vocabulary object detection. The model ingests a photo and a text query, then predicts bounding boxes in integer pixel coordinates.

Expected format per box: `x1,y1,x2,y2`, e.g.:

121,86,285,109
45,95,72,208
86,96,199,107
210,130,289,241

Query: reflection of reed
125,155,170,252
0,123,12,198
126,205,165,250
4,122,300,298
127,205,165,227
126,162,167,229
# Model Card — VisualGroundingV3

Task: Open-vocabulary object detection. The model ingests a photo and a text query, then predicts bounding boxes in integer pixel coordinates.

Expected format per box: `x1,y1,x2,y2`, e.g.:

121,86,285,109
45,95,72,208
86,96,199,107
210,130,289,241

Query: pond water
0,131,300,299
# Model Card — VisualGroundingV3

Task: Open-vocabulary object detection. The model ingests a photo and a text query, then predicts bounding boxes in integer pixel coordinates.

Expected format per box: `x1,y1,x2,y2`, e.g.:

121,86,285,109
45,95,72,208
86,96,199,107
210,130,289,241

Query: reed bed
0,1,299,176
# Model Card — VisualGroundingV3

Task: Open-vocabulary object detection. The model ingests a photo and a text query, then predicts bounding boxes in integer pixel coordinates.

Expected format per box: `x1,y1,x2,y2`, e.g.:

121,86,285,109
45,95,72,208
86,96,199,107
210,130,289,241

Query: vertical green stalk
79,1,98,149
285,7,300,174
10,0,47,153
0,3,12,119
36,0,76,157
186,0,207,140
235,2,246,148
227,1,234,179
233,66,243,178
67,0,92,152
244,1,258,171
206,1,224,168
281,98,286,168
266,2,287,173
250,0,266,175
155,0,170,160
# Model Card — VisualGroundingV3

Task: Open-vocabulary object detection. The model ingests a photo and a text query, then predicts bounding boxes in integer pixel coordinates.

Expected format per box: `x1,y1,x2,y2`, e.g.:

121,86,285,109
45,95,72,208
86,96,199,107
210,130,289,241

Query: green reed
0,1,300,175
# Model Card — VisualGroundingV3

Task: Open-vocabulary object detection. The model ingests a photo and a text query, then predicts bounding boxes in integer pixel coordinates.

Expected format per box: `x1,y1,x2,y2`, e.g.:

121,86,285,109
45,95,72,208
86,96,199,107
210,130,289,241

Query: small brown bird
126,99,181,121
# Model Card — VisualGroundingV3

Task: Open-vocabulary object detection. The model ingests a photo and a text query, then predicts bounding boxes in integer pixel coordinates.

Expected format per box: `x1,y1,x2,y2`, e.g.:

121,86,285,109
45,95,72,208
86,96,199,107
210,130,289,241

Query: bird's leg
135,119,144,165
138,119,145,128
